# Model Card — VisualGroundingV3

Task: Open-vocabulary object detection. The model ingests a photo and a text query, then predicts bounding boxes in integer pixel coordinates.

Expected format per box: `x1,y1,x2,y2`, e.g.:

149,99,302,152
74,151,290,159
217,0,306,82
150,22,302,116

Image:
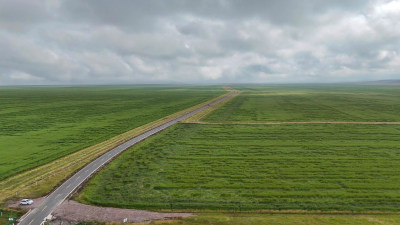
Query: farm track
17,90,238,225
185,121,400,125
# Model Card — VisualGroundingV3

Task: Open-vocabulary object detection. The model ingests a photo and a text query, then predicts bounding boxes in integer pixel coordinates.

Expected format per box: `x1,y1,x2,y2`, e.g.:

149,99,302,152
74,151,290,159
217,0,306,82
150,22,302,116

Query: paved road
18,91,237,225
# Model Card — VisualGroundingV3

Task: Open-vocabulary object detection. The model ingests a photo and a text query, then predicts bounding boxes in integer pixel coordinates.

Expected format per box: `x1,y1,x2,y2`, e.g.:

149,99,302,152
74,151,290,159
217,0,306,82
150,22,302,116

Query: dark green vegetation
0,86,224,180
79,123,400,211
204,85,400,122
0,209,21,225
146,213,400,225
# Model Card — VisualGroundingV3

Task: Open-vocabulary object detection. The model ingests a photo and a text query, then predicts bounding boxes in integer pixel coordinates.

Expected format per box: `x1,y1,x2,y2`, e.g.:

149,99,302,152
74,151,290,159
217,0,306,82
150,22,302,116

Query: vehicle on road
20,199,33,205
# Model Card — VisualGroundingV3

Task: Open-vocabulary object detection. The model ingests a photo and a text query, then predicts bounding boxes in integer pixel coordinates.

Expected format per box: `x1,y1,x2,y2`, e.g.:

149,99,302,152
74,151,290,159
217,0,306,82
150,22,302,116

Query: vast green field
0,86,224,180
203,85,400,122
79,123,400,211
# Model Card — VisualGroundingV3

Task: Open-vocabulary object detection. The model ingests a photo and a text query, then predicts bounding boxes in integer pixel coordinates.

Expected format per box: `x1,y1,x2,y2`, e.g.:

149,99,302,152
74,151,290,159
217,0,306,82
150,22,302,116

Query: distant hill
359,79,400,85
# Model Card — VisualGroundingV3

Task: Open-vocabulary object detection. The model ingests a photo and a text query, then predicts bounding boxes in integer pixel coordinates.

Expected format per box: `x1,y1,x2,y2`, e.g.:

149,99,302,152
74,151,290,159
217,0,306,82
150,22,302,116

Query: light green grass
0,86,224,180
142,213,400,225
78,123,400,211
203,85,400,122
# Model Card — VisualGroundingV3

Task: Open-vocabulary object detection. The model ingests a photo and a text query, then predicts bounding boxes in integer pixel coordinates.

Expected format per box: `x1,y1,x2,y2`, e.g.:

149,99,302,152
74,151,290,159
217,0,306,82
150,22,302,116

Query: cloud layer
1,0,399,85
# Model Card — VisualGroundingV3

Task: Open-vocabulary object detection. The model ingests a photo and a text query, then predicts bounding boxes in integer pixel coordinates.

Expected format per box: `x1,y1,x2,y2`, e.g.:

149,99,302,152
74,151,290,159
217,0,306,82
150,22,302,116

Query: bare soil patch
53,200,194,223
9,198,193,224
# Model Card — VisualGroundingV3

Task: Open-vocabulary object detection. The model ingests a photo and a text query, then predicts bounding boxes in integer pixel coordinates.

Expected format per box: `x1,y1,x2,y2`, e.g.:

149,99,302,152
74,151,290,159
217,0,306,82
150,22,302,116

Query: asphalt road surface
18,91,237,225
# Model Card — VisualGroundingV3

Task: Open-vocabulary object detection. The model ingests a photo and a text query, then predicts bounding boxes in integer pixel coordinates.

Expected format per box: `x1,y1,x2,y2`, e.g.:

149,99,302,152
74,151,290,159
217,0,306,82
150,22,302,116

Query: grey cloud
60,0,367,29
0,1,48,22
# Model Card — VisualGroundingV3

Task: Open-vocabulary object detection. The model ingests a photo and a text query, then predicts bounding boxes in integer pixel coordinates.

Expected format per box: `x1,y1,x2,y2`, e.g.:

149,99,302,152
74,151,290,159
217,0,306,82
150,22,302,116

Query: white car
20,199,34,205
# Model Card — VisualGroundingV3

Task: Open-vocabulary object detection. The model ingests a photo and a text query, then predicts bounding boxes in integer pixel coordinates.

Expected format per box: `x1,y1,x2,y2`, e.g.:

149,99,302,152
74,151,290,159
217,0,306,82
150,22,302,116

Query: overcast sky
0,0,400,85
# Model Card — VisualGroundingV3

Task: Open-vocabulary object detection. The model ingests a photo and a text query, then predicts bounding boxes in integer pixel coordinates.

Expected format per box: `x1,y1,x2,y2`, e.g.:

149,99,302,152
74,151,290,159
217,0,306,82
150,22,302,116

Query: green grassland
0,86,224,180
203,85,400,122
143,213,400,225
78,123,400,211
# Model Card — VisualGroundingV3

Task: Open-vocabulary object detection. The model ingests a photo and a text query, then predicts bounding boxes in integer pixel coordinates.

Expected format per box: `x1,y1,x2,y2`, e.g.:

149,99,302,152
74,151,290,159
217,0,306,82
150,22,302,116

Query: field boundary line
156,209,400,215
0,87,232,204
186,121,400,125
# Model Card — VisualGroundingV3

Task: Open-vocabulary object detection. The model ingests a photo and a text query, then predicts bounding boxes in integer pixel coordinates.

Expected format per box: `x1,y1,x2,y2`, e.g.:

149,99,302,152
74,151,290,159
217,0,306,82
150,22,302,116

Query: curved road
19,91,237,225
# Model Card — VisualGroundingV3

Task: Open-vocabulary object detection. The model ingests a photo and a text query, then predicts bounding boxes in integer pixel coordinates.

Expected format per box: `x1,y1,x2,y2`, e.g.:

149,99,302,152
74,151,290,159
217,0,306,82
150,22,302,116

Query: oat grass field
77,85,400,224
78,123,400,211
203,85,400,122
0,85,226,202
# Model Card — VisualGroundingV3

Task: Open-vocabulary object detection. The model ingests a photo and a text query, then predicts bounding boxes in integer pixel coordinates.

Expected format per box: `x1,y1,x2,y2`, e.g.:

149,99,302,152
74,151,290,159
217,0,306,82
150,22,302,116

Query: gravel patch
9,198,194,224
53,200,193,224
